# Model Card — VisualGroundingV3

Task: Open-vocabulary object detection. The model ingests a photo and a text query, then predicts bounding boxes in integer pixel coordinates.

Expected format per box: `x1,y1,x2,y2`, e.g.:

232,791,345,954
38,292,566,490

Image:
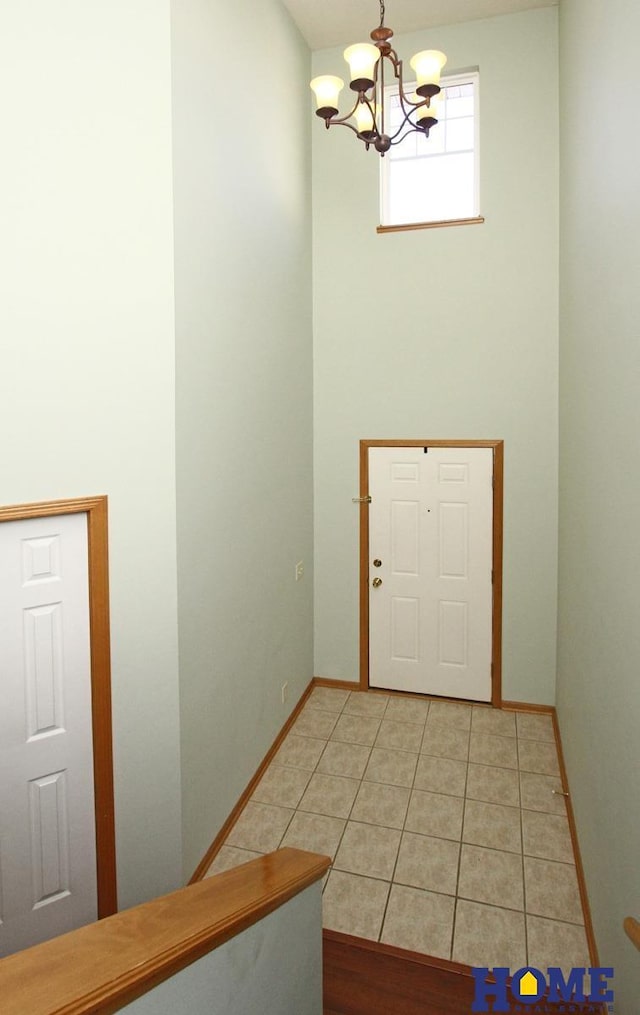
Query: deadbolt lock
372,577,383,588
373,558,382,568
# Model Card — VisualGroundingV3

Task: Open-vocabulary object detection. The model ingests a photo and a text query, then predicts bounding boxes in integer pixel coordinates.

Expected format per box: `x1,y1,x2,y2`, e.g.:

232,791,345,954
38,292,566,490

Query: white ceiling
282,0,558,51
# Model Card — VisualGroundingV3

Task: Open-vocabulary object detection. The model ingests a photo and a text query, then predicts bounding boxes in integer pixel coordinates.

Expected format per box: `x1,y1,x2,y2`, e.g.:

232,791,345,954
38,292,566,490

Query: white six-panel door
0,513,97,956
369,446,493,701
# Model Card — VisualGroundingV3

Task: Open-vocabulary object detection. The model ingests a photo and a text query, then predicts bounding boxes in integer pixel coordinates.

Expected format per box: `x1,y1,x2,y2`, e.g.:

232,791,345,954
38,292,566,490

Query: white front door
369,446,493,701
0,513,97,956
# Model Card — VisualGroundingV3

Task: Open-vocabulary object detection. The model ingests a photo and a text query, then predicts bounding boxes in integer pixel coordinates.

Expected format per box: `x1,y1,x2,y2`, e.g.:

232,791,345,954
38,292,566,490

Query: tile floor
206,688,590,973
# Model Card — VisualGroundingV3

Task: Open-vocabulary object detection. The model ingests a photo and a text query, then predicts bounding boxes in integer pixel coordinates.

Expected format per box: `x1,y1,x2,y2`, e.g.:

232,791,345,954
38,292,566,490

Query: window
379,72,480,229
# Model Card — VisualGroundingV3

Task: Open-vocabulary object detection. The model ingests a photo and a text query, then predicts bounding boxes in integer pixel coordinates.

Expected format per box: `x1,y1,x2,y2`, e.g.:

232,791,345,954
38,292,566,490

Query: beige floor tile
466,764,519,807
469,732,518,770
298,772,360,819
452,899,526,968
524,856,583,923
273,734,326,771
384,696,430,725
350,782,410,830
306,686,350,712
251,765,311,808
280,810,345,859
463,799,522,853
317,740,372,780
205,846,263,876
394,832,460,895
516,711,555,743
375,719,424,753
522,810,574,862
414,755,467,797
458,844,524,910
519,771,566,814
292,706,339,739
421,723,470,761
363,748,418,788
333,820,401,881
405,789,464,841
322,870,390,939
331,713,381,747
527,915,590,972
381,885,454,959
471,707,516,738
344,692,389,718
226,801,294,853
427,701,472,731
517,738,560,776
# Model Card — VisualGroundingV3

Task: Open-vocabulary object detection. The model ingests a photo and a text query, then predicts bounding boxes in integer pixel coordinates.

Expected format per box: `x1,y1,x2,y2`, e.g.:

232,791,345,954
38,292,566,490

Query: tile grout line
517,731,530,966
376,698,428,944
450,720,472,963
323,691,388,904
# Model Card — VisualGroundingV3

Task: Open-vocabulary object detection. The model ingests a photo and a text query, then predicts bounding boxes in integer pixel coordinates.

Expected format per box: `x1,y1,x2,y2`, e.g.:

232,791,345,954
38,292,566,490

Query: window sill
377,216,485,234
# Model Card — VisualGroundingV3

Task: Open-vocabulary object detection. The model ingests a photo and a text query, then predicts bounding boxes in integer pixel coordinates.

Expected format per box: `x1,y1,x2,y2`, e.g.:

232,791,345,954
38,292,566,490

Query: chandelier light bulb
310,75,345,117
413,92,440,128
353,102,377,136
343,43,380,91
410,49,447,97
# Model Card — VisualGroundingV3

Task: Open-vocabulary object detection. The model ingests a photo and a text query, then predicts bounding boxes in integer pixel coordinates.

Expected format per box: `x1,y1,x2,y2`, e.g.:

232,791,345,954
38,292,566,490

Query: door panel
0,513,97,956
369,446,493,701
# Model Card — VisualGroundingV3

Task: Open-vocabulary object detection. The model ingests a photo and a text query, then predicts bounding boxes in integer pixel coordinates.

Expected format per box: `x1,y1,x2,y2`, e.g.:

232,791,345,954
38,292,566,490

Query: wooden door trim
359,440,504,707
0,496,117,917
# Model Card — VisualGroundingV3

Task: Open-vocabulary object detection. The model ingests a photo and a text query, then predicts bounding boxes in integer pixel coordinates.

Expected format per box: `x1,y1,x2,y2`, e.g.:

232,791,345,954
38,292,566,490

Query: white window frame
379,70,481,229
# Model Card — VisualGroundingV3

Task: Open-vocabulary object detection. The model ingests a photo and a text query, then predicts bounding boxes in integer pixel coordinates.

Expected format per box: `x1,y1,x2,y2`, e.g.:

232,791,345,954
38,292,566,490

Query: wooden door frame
359,440,504,707
0,496,117,918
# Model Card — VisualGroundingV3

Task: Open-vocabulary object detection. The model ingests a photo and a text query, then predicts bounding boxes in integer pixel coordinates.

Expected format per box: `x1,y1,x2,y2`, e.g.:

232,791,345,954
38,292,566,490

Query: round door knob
372,577,383,588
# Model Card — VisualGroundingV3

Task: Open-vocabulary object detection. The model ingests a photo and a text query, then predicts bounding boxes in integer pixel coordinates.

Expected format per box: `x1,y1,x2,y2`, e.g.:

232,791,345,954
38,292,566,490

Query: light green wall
312,8,559,703
0,2,183,906
171,0,314,878
122,884,322,1015
558,0,640,1008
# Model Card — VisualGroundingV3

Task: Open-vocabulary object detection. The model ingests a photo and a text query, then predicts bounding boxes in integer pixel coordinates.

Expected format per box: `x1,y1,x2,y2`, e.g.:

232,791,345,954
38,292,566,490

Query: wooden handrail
624,916,640,951
0,847,330,1015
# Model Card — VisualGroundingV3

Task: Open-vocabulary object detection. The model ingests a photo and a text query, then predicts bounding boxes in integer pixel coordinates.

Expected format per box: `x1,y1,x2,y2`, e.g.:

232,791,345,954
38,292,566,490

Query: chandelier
310,0,447,156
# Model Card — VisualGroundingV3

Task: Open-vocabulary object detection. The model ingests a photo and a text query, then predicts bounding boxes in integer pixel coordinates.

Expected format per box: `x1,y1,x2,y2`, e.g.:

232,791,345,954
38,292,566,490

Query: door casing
358,440,504,706
0,496,117,919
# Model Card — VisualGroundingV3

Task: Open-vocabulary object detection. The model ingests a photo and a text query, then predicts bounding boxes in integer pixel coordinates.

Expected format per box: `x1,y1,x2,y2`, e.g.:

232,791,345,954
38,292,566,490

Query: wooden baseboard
502,699,556,714
313,676,360,691
316,679,555,715
552,710,600,969
189,680,315,883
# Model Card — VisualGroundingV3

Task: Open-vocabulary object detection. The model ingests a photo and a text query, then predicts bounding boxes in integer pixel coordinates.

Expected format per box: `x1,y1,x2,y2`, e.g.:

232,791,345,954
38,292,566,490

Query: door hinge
491,569,494,584
352,495,372,504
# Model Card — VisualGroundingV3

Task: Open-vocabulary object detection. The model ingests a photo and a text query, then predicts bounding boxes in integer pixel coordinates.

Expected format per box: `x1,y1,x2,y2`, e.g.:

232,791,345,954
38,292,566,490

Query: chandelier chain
379,0,385,27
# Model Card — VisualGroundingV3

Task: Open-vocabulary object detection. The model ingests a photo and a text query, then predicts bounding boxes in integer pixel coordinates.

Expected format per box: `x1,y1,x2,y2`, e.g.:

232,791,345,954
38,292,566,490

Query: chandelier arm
386,83,436,145
389,125,431,146
386,48,402,78
327,120,367,139
395,60,429,110
326,92,374,128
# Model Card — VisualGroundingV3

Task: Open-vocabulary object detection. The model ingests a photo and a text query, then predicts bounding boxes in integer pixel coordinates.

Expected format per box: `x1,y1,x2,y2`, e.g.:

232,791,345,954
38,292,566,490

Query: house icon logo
518,970,539,996
471,965,615,1012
